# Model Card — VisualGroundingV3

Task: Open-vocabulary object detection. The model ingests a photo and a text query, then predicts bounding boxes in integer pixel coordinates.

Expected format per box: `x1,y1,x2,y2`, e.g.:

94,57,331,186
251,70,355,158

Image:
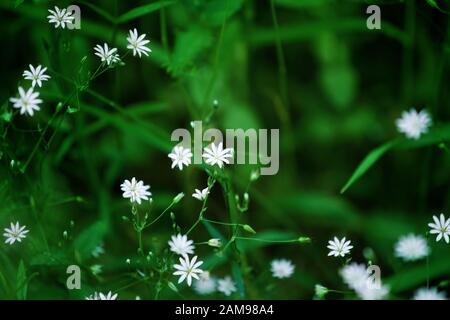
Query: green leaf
76,0,115,22
425,0,450,13
16,260,27,300
117,1,175,24
341,140,397,194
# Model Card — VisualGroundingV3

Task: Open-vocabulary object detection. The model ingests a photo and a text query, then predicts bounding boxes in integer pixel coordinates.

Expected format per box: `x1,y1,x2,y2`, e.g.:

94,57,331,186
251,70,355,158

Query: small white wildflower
120,177,151,204
168,146,192,170
47,6,74,29
192,187,209,201
202,142,234,168
85,291,117,300
173,255,203,287
327,237,353,257
428,213,450,244
126,28,152,57
413,287,447,300
23,64,51,88
340,262,367,290
217,276,237,296
207,238,222,248
168,234,195,256
94,43,120,65
85,292,99,300
3,222,29,245
396,108,432,140
394,234,429,261
355,284,389,300
9,86,43,116
270,259,295,279
193,271,216,295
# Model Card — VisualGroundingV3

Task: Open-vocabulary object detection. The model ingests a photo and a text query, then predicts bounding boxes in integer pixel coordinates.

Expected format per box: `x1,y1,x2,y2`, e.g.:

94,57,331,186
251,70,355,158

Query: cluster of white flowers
168,143,234,171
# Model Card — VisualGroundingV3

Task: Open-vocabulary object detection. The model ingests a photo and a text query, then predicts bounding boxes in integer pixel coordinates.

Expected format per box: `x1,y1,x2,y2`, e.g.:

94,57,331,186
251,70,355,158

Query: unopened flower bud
173,192,185,204
208,238,222,248
242,224,256,234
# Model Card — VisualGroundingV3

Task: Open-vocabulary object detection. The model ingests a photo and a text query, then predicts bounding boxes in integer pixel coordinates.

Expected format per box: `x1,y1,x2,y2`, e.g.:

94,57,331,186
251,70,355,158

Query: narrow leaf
117,1,175,24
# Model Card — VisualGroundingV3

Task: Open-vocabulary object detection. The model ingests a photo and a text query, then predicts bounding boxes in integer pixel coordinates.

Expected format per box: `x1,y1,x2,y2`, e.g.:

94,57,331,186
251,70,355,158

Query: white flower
355,284,389,300
92,243,105,258
3,222,29,245
394,234,429,261
192,187,209,201
168,146,192,170
9,86,42,116
270,259,295,279
168,234,195,256
47,6,74,29
23,64,51,88
396,109,432,140
413,287,447,300
327,237,353,257
217,276,237,296
202,142,234,168
126,28,152,57
85,291,118,300
340,263,367,290
94,43,120,65
193,271,216,295
120,177,151,204
428,213,450,243
173,255,203,287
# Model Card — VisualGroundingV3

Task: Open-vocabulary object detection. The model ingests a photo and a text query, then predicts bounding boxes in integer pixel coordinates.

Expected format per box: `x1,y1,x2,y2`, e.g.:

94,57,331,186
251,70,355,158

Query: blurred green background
0,0,450,299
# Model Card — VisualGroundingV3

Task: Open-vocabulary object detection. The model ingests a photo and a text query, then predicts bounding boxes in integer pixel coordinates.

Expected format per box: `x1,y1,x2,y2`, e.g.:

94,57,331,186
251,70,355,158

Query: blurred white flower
327,237,353,257
94,43,120,65
90,264,103,275
168,234,195,256
127,28,152,57
270,259,295,279
173,255,203,287
192,187,209,201
340,263,367,290
202,142,234,168
428,213,450,243
86,291,118,300
47,6,74,29
10,86,42,116
396,109,432,139
394,234,429,261
120,177,151,204
413,287,447,300
92,243,105,258
168,146,192,170
217,276,237,296
3,222,29,245
193,271,216,295
355,284,389,300
23,64,51,88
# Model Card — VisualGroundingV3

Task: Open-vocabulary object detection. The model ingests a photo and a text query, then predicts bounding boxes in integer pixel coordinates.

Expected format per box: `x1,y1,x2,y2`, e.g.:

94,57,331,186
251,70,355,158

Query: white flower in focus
86,291,118,300
428,213,450,244
340,263,367,290
9,87,43,116
202,142,234,168
413,287,447,300
217,276,237,296
127,28,152,57
168,146,192,170
355,284,389,300
47,6,74,29
23,65,51,88
396,109,432,139
3,222,29,245
270,259,295,279
193,271,216,295
327,237,353,257
192,187,209,201
394,234,429,261
94,43,120,65
173,255,203,287
120,177,151,204
168,234,195,256
85,292,99,300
